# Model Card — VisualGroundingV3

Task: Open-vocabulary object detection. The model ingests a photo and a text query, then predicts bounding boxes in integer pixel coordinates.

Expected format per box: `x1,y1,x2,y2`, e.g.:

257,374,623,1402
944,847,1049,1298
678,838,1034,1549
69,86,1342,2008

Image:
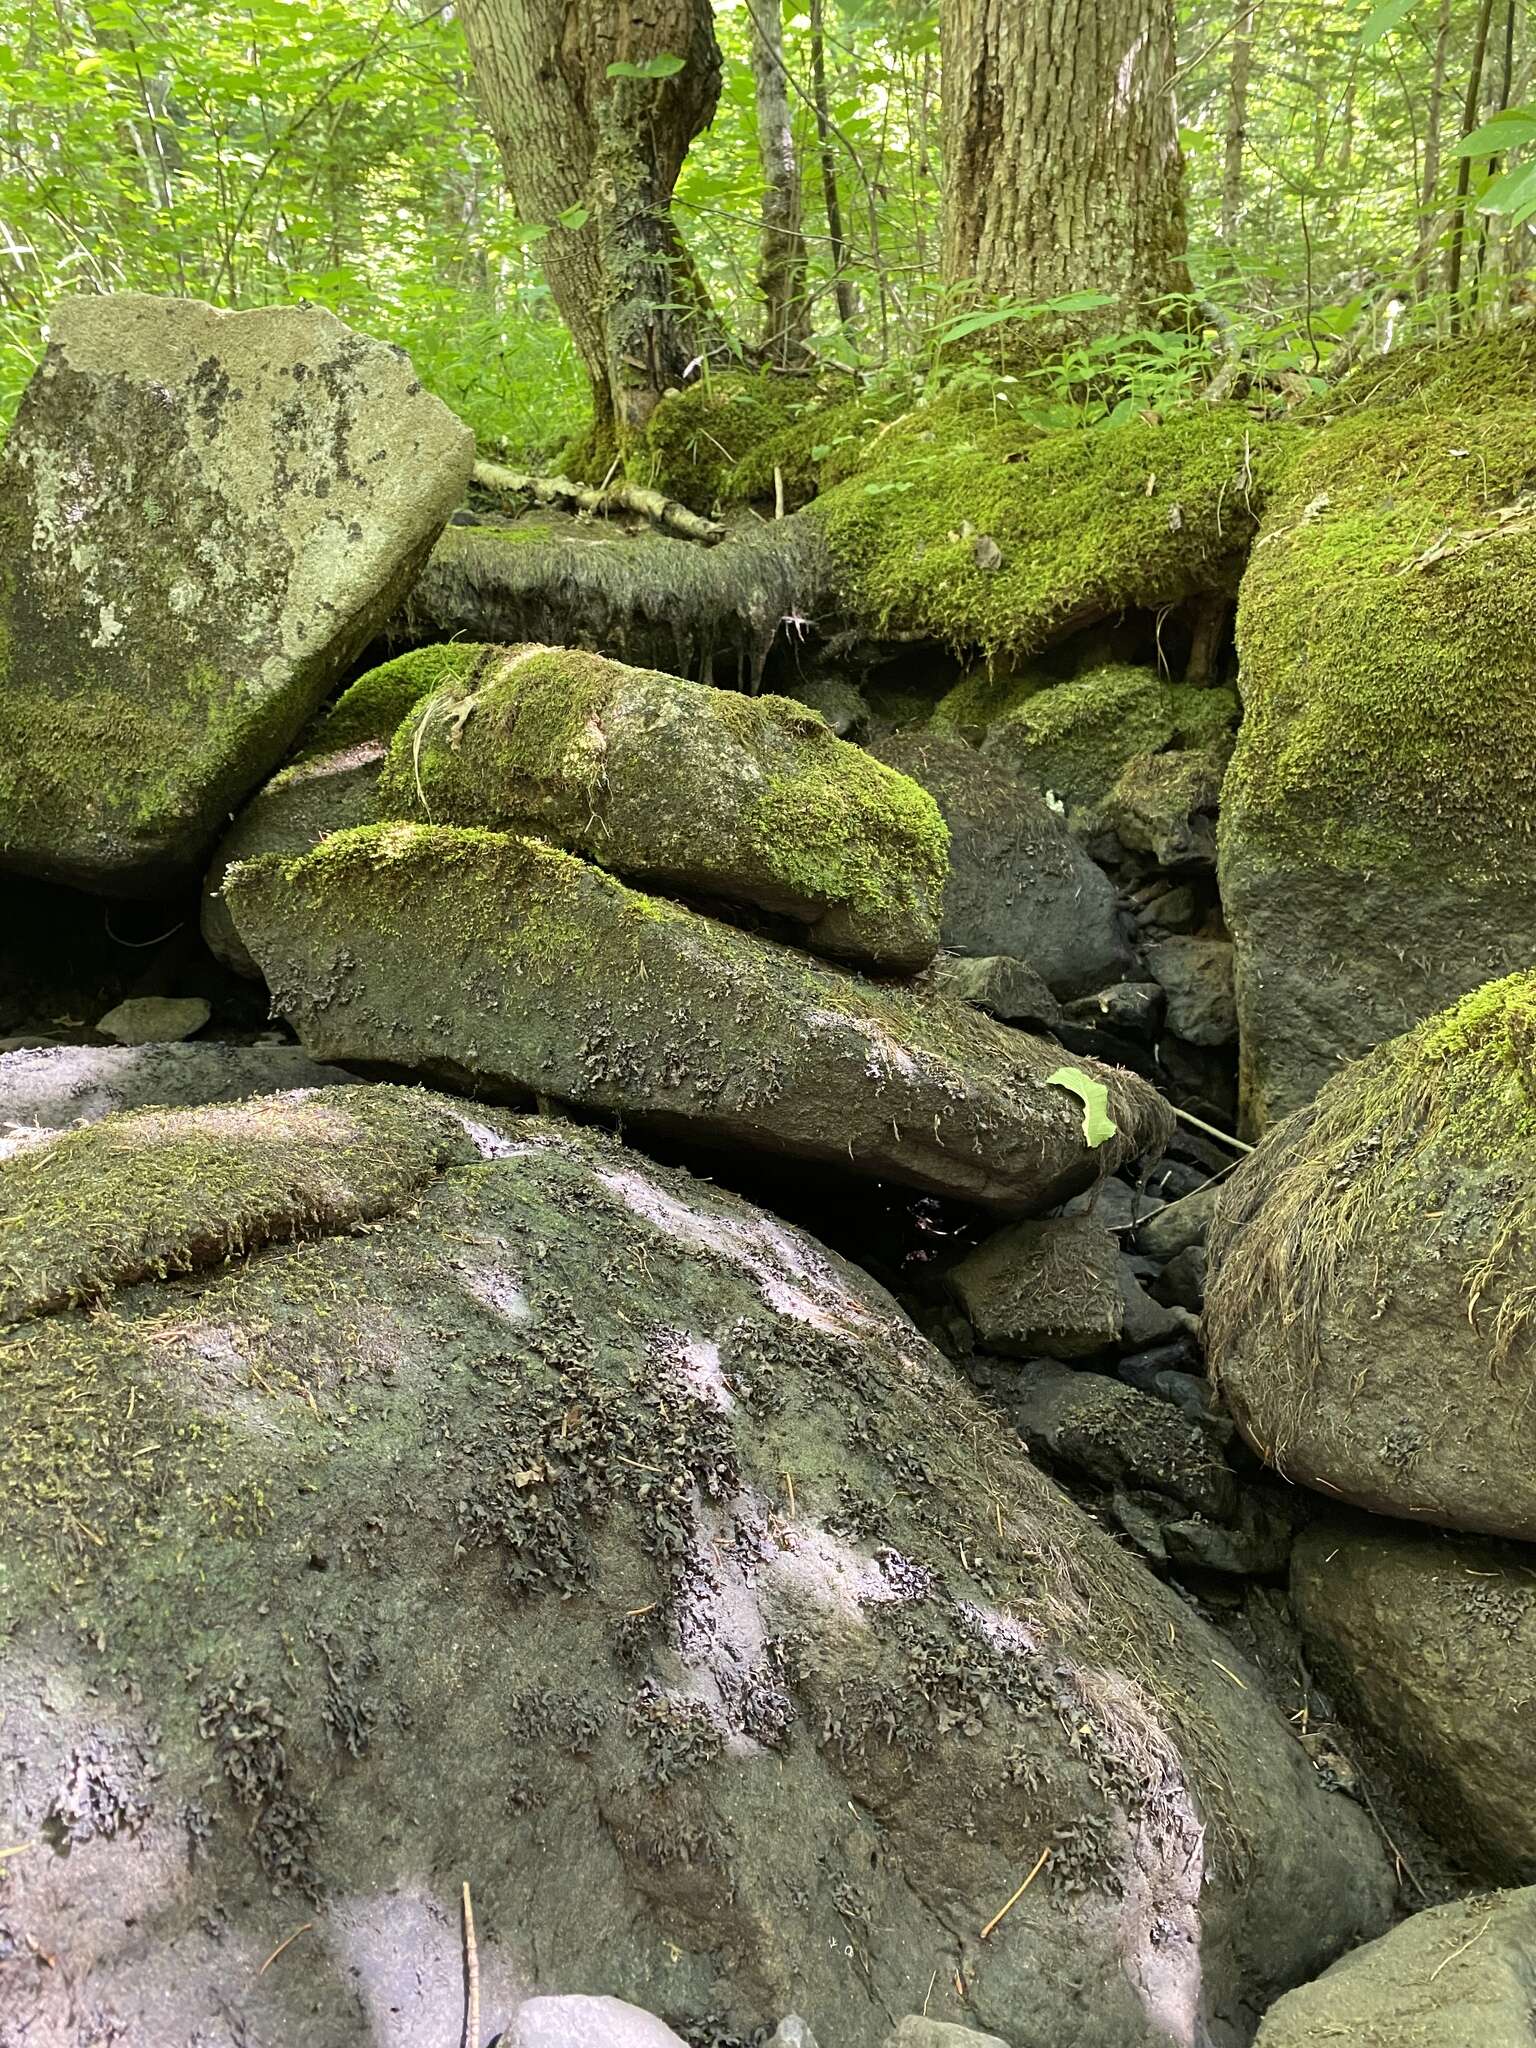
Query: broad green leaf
1453,107,1536,158
1046,1067,1119,1149
606,53,686,80
1359,0,1415,46
1477,158,1536,223
556,204,590,231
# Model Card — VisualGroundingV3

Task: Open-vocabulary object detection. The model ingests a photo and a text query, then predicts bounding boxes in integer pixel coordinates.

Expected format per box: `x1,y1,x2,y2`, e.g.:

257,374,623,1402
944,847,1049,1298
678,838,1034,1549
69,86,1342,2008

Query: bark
1447,0,1496,330
459,0,723,444
1415,0,1453,298
810,0,857,330
939,0,1192,325
1219,2,1258,263
749,0,810,363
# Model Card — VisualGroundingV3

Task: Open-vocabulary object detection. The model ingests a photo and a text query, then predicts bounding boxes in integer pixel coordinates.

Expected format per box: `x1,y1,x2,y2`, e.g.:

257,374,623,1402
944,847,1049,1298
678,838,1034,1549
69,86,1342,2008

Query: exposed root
472,460,725,545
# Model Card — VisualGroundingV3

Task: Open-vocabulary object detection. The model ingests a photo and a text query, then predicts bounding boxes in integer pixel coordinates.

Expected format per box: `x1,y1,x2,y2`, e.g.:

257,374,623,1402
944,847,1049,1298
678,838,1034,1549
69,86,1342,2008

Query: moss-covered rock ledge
226,821,1173,1212
376,643,948,972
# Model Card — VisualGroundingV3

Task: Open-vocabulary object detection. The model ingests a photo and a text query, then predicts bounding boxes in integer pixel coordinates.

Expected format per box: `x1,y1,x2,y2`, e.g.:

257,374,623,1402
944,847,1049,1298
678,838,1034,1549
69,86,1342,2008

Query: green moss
285,643,496,774
1305,323,1536,419
1224,366,1536,882
935,662,1238,811
810,401,1277,662
638,371,808,509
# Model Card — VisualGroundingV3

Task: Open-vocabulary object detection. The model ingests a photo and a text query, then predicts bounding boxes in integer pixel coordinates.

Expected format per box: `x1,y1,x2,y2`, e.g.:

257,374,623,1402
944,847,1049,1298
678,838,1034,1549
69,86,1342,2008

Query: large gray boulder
226,822,1173,1214
0,294,473,893
1292,1519,1536,1885
870,731,1131,997
0,1088,1391,2046
1256,1887,1536,2048
202,644,492,974
1206,972,1536,1539
375,644,948,973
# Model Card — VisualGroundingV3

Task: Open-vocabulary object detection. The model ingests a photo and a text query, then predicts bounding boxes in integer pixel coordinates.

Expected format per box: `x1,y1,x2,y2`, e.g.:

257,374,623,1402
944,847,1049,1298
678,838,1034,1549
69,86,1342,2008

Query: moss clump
1303,321,1536,419
639,371,808,509
292,643,496,770
374,644,948,971
1224,350,1536,883
0,1085,477,1323
935,662,1238,812
810,400,1276,662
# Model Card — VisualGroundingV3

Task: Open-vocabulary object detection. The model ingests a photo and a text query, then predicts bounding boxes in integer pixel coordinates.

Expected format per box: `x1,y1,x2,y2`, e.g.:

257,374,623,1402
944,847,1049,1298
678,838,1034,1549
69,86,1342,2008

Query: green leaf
555,204,590,231
1453,107,1536,158
606,53,686,80
1359,0,1415,46
1477,157,1536,223
1046,1067,1119,1149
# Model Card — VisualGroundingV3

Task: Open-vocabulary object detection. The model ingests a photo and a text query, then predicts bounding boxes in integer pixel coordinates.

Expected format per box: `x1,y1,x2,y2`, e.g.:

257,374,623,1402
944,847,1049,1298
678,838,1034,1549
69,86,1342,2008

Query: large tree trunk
750,0,811,364
459,0,723,449
940,0,1192,326
1220,2,1258,263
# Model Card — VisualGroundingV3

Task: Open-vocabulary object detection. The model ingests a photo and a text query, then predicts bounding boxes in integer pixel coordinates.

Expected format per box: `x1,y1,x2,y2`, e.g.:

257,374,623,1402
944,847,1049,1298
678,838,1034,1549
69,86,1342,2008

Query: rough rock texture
1205,975,1536,1539
1292,1520,1536,1885
1146,940,1237,1049
928,955,1065,1033
1221,328,1536,1129
948,1217,1125,1357
0,1088,1391,2046
1101,750,1224,868
0,293,473,893
203,643,492,974
870,731,1131,997
0,1041,353,1160
1255,1887,1536,2048
934,666,1238,820
226,823,1173,1214
375,644,948,972
889,2023,1010,2048
96,995,210,1046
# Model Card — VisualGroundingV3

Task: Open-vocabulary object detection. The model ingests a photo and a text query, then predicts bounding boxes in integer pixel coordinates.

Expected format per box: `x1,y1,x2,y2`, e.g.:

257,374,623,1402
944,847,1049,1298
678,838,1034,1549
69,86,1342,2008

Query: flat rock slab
1292,1519,1536,1885
0,1041,353,1159
0,293,472,892
377,644,948,972
96,996,211,1046
509,1996,687,2047
227,822,1175,1212
1256,1886,1536,2047
0,1088,1389,2046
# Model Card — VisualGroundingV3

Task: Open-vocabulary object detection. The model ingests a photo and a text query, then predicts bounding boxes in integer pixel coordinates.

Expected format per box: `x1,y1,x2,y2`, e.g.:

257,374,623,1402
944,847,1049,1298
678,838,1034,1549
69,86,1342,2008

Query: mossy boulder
934,664,1239,818
869,731,1131,996
1100,748,1226,867
1221,326,1536,1129
225,822,1172,1213
1256,1884,1536,2048
202,644,492,974
376,645,947,972
1292,1518,1536,1884
812,404,1273,664
1206,973,1536,1539
0,294,472,893
638,371,805,508
0,1088,1391,2045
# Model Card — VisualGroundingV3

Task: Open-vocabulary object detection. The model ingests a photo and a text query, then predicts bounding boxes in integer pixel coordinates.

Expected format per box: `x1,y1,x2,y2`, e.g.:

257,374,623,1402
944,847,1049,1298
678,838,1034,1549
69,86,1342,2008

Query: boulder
1101,750,1224,868
888,2024,1009,2048
948,1217,1124,1358
1256,1886,1536,2048
374,644,948,972
95,995,210,1046
933,666,1237,820
1222,328,1536,1129
510,1996,687,2047
0,1041,353,1160
1206,974,1536,1539
1145,939,1237,1049
0,1088,1391,2046
203,644,493,974
0,293,472,893
927,955,1065,1033
1292,1519,1536,1884
870,731,1131,997
226,823,1173,1214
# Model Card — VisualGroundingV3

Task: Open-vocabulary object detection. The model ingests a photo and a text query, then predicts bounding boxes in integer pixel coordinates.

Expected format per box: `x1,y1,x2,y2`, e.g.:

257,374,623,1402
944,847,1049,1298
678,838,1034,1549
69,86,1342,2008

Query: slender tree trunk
749,0,810,363
459,0,723,448
1416,0,1453,299
1447,0,1496,330
939,0,1192,327
809,0,857,331
1219,1,1258,269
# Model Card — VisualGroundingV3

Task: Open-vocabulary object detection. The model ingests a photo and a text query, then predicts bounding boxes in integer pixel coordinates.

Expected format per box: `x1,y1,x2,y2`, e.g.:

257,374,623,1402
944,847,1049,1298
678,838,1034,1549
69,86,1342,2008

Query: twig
462,1881,480,2048
979,1845,1050,1940
1172,1105,1254,1155
471,461,724,545
257,1922,313,1975
1430,1911,1493,1981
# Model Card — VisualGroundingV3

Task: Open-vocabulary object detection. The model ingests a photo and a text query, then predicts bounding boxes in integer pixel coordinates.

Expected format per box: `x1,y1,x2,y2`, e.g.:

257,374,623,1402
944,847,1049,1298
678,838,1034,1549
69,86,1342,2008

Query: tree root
471,460,725,544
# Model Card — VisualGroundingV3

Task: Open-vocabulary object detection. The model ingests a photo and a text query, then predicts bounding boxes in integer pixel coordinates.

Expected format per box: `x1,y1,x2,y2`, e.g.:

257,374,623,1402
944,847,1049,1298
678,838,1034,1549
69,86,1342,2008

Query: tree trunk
1415,0,1453,299
459,0,723,449
939,0,1192,325
1447,0,1497,331
810,0,858,331
749,0,810,364
1219,1,1258,264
